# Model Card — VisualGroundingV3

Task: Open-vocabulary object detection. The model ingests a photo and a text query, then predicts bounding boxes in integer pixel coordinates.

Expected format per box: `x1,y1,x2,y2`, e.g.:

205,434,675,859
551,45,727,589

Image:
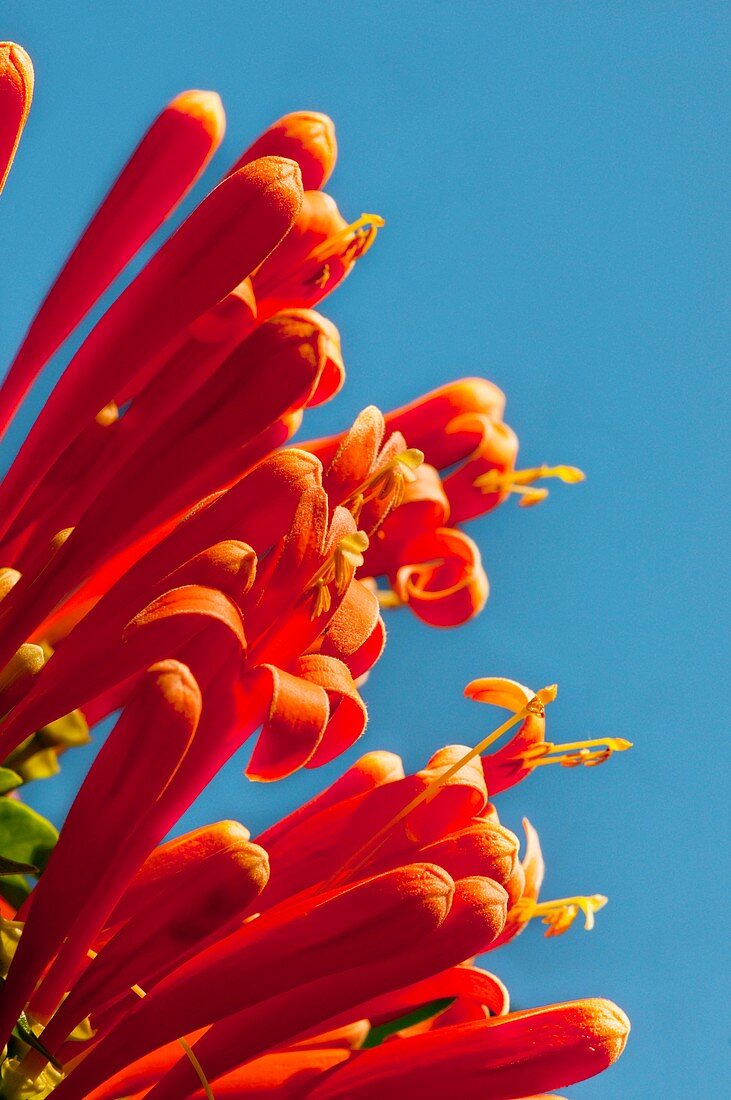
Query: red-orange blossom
0,43,629,1100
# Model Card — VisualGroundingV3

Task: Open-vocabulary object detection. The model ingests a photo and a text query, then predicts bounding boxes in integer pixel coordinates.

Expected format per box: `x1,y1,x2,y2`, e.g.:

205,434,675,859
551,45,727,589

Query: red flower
0,46,629,1100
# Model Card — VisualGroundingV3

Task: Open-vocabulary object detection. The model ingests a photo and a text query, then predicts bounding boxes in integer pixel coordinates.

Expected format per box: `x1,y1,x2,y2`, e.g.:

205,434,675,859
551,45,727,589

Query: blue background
1,3,728,1096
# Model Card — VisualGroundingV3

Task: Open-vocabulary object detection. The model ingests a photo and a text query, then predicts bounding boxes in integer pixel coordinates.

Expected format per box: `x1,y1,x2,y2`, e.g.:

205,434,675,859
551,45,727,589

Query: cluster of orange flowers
0,42,630,1100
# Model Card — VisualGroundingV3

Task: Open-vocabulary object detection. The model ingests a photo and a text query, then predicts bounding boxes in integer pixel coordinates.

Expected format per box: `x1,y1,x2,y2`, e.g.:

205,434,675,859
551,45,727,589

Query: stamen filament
474,464,585,507
520,737,632,769
84,949,216,1100
511,893,608,936
309,531,370,618
308,213,385,265
341,448,424,517
325,685,557,887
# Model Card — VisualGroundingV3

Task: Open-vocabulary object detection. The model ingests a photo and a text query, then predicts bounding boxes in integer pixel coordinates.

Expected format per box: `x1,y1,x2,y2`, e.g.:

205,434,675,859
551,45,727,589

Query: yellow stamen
474,464,585,507
176,1038,215,1100
313,262,331,289
511,893,608,936
308,213,385,266
519,736,632,769
376,587,403,609
342,448,424,517
325,685,557,887
85,950,216,1100
309,531,370,618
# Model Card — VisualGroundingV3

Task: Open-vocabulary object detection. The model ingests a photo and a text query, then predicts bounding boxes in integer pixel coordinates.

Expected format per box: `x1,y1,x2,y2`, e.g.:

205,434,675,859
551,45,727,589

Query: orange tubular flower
0,42,33,197
1,309,345,585
465,677,632,797
0,676,627,1097
304,378,583,626
0,47,629,1100
0,661,202,1041
0,89,226,439
252,191,384,321
304,999,630,1099
0,155,303,542
228,110,337,190
0,436,399,780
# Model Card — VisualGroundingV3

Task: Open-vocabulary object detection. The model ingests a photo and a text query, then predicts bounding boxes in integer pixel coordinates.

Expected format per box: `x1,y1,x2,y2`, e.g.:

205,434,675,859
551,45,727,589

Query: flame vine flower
0,42,629,1099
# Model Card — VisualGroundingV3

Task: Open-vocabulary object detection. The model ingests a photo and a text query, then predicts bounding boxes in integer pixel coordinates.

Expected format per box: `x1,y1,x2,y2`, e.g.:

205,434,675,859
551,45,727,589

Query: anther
474,464,585,507
325,684,556,886
310,531,369,618
511,893,608,936
519,736,632,769
342,448,424,517
308,213,385,266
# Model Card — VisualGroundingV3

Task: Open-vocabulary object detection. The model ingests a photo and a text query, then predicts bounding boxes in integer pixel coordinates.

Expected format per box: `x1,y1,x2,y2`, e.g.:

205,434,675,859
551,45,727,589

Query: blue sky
1,3,729,1096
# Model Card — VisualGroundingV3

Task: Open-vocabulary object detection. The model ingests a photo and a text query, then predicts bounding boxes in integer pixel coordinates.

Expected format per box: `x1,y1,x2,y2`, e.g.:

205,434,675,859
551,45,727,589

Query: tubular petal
243,664,330,780
133,875,500,1100
40,840,269,1055
306,999,630,1099
0,156,303,540
382,379,507,469
255,750,404,851
0,585,245,761
107,821,252,927
0,42,33,196
89,1047,351,1100
252,192,381,320
0,661,201,1045
0,89,225,438
22,450,321,667
53,865,454,1098
464,677,548,795
229,110,337,190
393,527,489,627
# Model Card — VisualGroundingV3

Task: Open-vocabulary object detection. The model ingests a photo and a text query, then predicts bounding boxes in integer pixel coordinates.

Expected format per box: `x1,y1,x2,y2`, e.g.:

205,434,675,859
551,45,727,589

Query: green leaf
3,710,89,785
0,767,22,795
0,873,30,909
0,855,38,877
12,1018,62,1071
0,801,57,906
363,997,455,1048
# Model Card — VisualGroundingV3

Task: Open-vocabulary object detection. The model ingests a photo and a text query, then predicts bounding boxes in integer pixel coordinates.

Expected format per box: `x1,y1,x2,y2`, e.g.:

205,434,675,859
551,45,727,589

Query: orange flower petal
256,749,404,851
307,999,629,1099
393,527,489,627
0,89,225,438
0,660,201,1045
57,865,454,1099
42,839,269,1057
0,42,33,195
382,378,507,469
357,964,510,1028
0,156,303,542
228,110,337,190
318,579,385,679
0,586,244,761
145,874,505,1100
109,821,252,926
244,664,330,781
298,654,368,769
463,677,546,795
